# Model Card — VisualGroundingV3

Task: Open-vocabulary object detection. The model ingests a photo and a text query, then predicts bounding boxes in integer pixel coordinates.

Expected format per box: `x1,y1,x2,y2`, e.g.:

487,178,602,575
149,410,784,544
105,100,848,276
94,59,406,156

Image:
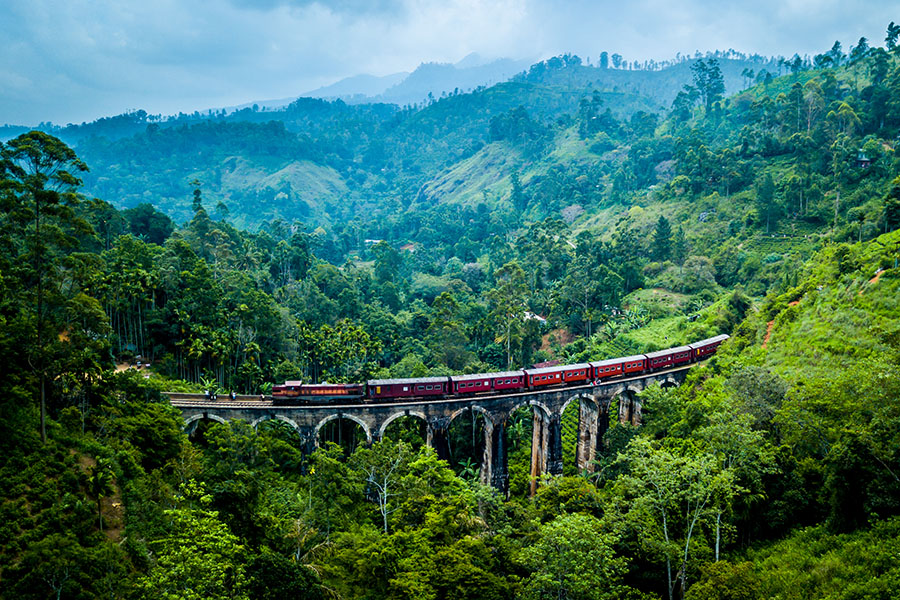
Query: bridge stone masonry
169,367,689,496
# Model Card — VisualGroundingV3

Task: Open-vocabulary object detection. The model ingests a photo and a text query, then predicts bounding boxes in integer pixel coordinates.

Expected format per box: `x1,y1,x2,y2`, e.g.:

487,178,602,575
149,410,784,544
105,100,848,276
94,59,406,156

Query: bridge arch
377,410,428,440
251,414,303,434
448,404,493,427
560,393,599,420
660,375,680,389
508,399,552,421
183,413,228,431
314,413,372,445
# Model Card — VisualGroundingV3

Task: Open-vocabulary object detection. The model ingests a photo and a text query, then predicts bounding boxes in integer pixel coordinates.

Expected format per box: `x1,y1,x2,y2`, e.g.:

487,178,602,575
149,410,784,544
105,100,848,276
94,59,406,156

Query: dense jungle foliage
2,27,900,599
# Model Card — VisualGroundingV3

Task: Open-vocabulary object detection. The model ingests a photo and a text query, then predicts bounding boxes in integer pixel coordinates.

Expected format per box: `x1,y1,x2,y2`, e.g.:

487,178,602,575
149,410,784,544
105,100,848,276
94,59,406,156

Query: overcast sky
1,0,896,126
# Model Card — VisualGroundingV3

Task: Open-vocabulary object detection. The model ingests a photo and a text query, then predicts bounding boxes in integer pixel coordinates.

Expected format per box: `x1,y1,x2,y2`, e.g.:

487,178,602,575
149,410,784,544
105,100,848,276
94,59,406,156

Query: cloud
0,0,896,125
225,0,407,16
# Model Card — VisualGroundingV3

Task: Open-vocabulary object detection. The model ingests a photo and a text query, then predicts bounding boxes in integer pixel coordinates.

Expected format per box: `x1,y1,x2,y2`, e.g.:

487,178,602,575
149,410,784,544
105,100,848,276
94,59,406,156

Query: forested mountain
3,51,776,229
2,27,900,600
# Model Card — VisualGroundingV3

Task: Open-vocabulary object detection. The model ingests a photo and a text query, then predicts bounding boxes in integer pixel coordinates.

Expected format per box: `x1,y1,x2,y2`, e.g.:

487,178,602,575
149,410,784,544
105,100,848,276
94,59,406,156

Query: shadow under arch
251,414,303,434
314,413,372,447
183,413,228,432
445,404,492,477
660,376,680,389
507,398,552,421
377,410,428,440
560,392,599,420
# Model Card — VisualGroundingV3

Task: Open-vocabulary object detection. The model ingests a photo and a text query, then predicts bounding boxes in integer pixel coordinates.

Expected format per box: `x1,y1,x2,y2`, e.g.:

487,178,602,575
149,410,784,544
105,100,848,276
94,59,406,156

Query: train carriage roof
451,371,525,383
525,363,591,376
590,355,646,368
688,334,730,349
367,376,451,386
644,345,693,359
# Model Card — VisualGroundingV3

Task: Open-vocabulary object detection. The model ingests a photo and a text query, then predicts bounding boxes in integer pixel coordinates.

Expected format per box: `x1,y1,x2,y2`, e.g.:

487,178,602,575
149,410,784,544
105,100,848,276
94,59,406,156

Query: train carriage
560,363,592,384
451,371,526,395
272,380,305,398
689,334,730,359
590,355,647,381
366,376,450,400
645,345,693,371
272,382,365,404
523,365,564,388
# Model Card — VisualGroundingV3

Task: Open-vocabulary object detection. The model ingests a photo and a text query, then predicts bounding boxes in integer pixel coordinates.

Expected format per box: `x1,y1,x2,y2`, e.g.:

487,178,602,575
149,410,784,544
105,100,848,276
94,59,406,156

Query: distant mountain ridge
302,54,534,106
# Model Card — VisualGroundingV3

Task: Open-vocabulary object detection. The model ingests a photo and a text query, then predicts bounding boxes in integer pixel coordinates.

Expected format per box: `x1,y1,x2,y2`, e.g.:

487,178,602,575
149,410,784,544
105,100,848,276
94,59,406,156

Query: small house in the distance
856,152,872,168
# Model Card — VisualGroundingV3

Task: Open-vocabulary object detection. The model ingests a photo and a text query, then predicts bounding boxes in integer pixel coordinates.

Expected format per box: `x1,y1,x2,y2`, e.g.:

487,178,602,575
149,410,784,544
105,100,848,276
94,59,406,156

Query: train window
403,386,409,392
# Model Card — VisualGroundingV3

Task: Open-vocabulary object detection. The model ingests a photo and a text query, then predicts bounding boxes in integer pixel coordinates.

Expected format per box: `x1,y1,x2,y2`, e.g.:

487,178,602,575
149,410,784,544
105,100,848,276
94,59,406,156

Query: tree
521,513,630,600
351,440,413,533
653,215,673,261
246,551,323,600
427,292,471,370
87,458,115,532
611,439,736,600
2,132,90,442
691,59,725,111
755,172,777,233
138,483,249,600
885,188,900,232
190,178,203,213
672,226,687,265
828,40,844,66
555,256,607,338
511,170,528,213
371,240,402,284
849,37,870,64
486,261,529,367
123,202,175,245
887,21,900,53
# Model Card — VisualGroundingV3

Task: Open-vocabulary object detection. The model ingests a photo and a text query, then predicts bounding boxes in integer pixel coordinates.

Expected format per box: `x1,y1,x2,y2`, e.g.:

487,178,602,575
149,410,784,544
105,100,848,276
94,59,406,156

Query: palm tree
88,459,115,532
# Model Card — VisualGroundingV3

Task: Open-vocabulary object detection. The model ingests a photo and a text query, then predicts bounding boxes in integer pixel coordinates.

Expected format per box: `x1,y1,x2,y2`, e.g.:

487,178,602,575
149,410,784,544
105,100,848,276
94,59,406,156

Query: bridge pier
575,398,599,473
597,398,610,447
547,415,564,476
618,391,642,426
529,409,549,495
480,418,509,497
426,417,452,462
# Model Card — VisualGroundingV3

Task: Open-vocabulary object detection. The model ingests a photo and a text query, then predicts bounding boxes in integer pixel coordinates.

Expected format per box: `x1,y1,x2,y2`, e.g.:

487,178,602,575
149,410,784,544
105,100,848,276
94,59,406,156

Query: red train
271,334,728,404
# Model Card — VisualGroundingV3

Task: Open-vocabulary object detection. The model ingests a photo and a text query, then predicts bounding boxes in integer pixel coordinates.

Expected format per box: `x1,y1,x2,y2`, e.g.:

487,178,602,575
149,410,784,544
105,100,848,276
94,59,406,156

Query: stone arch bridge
168,367,689,496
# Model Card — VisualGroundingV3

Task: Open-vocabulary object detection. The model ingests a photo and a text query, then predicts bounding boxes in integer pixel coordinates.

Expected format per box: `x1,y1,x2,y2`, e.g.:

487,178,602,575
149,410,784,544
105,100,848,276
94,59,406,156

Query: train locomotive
271,334,729,405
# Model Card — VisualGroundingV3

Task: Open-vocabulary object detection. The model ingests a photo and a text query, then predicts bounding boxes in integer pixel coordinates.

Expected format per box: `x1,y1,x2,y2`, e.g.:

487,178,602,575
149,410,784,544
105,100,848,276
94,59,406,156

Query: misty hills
7,52,782,230
302,53,534,108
